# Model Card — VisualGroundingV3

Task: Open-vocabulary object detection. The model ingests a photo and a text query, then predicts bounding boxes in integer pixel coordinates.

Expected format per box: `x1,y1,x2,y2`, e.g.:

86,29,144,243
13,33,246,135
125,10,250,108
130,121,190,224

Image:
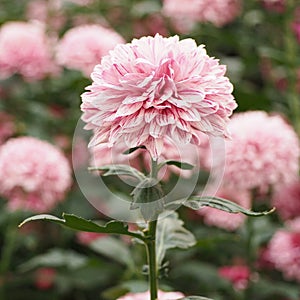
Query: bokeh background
0,0,300,299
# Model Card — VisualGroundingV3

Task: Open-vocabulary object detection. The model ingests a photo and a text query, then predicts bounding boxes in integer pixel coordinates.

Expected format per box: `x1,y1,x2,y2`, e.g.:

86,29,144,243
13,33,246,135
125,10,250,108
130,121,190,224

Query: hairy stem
145,220,158,300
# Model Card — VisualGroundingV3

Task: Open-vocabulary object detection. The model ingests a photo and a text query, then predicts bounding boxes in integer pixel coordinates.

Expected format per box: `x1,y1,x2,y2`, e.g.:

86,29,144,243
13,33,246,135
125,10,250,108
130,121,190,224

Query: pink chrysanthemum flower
218,265,250,290
272,180,300,221
0,21,58,81
210,111,299,192
81,34,237,160
197,187,251,231
56,24,125,76
0,137,72,212
163,0,241,28
117,290,185,300
268,218,300,282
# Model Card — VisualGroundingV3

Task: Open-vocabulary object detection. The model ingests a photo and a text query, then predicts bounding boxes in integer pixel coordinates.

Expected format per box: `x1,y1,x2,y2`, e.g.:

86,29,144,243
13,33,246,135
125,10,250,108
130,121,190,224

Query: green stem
144,158,159,300
145,220,158,300
150,159,158,179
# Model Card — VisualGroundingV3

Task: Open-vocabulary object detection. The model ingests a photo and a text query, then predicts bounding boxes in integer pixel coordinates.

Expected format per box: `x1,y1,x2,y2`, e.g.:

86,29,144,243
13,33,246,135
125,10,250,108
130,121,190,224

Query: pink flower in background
0,137,72,212
76,231,106,244
0,112,15,145
261,0,286,13
218,265,250,290
35,268,56,290
72,137,89,170
272,180,300,221
293,8,300,44
26,0,66,31
293,22,300,43
56,24,125,76
0,21,58,81
208,111,300,192
81,34,237,160
26,0,48,23
198,187,251,231
268,218,300,282
133,14,169,38
162,0,241,28
117,290,185,300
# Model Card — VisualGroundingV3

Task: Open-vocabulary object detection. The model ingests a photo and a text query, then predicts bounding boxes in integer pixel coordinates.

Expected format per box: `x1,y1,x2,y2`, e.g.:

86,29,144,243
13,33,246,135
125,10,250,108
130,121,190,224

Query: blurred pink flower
293,7,300,43
162,0,241,28
0,112,15,145
72,137,89,170
26,0,48,23
133,14,169,38
0,21,58,81
0,137,72,212
81,34,237,160
208,111,299,192
272,180,300,221
268,218,300,282
56,24,125,76
35,268,56,290
26,0,66,31
197,187,251,231
261,0,285,13
293,22,300,43
117,290,185,300
76,231,106,244
218,265,250,290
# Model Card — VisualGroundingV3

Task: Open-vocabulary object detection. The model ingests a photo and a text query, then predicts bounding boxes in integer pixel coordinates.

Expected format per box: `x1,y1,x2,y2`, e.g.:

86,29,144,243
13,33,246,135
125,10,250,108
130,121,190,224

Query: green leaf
88,164,146,181
89,236,135,269
182,196,275,216
19,248,87,272
123,145,146,154
19,213,144,240
131,178,165,221
252,277,300,299
159,160,194,170
156,212,196,267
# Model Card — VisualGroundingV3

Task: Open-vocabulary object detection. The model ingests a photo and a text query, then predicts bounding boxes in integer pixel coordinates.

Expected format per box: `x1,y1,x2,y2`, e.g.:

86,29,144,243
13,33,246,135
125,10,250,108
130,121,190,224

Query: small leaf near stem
88,164,146,181
130,177,165,221
158,160,194,171
123,145,146,154
156,212,196,267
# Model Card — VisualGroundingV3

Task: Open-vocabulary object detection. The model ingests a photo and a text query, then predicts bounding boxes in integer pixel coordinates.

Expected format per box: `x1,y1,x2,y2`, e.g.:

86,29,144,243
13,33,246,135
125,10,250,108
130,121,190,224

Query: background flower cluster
0,0,300,299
